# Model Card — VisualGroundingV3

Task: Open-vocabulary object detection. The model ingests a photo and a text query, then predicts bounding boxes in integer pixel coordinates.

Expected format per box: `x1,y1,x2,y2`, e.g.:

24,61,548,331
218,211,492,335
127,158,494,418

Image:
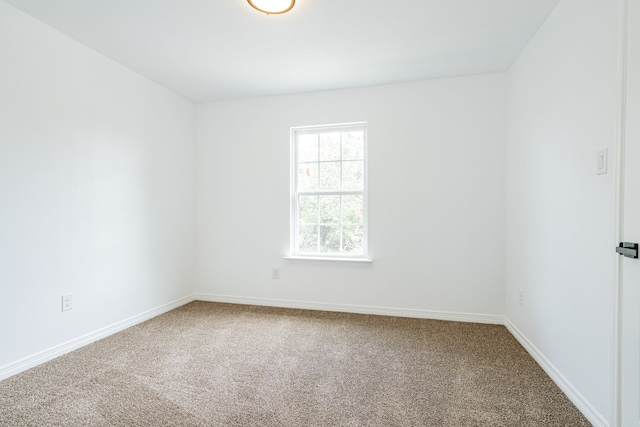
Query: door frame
614,0,631,425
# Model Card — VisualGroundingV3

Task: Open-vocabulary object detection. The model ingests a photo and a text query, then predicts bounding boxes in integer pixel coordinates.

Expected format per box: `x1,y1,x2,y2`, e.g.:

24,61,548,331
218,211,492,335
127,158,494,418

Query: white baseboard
504,317,608,427
0,294,196,381
194,293,505,324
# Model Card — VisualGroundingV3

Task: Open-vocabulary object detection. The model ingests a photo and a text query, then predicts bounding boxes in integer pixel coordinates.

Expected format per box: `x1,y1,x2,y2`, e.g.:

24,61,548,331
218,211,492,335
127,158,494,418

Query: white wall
195,74,506,318
0,2,196,370
505,0,619,423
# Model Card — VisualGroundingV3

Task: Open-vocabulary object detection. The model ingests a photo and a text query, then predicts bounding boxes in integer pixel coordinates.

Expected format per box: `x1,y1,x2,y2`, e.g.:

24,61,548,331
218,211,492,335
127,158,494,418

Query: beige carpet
0,301,590,426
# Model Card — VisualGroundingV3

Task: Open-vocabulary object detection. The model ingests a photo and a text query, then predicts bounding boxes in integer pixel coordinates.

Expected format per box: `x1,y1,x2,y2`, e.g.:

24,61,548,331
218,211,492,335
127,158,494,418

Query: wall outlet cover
61,293,73,312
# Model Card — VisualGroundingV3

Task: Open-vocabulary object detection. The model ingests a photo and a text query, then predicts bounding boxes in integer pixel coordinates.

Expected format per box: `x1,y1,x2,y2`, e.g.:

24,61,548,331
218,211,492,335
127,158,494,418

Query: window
290,122,368,260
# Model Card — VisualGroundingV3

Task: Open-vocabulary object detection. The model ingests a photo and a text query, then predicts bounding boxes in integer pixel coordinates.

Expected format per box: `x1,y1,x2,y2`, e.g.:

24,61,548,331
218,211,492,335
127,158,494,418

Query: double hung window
291,123,368,259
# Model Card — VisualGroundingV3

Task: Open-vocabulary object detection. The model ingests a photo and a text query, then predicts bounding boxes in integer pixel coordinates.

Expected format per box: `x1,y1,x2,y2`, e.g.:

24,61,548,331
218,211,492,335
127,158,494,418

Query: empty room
1,0,638,425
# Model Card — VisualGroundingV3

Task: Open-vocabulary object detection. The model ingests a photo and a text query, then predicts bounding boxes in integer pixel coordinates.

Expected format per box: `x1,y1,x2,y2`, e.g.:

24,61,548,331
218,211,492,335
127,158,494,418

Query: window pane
319,161,341,190
298,134,318,162
292,123,367,259
319,132,341,161
319,225,340,253
342,161,363,190
299,195,318,224
342,195,363,224
342,226,363,254
297,163,318,191
298,225,318,253
319,195,340,224
342,130,364,160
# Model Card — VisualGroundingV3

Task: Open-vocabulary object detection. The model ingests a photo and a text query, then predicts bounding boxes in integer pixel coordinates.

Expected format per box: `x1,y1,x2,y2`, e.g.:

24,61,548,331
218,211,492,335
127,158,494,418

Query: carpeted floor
0,301,590,426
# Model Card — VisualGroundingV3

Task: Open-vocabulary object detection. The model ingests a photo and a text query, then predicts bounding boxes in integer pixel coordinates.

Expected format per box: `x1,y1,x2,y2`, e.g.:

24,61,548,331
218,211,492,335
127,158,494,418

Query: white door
621,0,640,425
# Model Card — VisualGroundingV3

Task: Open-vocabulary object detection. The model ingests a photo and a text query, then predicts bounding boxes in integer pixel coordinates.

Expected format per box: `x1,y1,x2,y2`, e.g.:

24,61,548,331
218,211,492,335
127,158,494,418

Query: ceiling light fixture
247,0,295,15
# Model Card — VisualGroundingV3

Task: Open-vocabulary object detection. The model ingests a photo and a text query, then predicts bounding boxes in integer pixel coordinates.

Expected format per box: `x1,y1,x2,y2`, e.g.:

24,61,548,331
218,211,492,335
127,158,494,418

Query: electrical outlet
519,289,524,306
272,268,279,279
61,293,73,312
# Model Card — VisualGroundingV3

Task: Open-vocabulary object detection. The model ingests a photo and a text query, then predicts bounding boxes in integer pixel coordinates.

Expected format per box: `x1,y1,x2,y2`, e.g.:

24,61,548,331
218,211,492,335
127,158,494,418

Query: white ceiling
3,0,560,103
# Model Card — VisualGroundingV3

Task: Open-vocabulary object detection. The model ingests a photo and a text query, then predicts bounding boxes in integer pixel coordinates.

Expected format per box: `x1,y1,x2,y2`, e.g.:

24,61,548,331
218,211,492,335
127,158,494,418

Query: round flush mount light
247,0,295,15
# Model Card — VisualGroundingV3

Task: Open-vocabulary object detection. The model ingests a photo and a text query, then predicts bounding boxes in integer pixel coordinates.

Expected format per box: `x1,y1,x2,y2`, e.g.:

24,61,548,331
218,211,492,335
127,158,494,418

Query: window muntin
291,123,367,258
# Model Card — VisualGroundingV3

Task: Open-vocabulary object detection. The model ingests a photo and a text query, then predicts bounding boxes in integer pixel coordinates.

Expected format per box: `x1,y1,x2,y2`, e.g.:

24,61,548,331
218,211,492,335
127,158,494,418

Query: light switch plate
597,148,608,175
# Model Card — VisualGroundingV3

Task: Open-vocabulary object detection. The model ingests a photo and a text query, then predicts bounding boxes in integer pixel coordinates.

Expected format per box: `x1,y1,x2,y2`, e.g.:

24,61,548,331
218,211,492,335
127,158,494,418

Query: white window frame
288,122,370,263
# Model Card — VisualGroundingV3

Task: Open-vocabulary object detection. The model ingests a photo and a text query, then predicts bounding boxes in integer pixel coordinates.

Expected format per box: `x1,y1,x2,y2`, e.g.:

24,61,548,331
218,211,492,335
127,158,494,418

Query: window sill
284,256,373,266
